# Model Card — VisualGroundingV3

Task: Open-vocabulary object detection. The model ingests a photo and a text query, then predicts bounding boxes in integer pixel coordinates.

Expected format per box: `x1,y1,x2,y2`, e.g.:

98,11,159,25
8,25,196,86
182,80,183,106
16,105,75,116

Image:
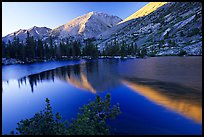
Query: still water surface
2,56,202,135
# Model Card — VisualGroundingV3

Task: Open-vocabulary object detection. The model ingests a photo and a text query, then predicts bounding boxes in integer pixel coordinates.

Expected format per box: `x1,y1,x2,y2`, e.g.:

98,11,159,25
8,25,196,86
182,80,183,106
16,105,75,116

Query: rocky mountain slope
118,2,167,24
2,2,202,56
50,11,122,40
2,26,51,43
2,12,122,44
96,2,202,56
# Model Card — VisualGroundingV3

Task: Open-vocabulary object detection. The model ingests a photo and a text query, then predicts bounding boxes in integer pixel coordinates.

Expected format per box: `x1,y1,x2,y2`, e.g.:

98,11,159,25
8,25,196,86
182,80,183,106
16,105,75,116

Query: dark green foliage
16,98,67,135
187,28,200,37
160,40,165,45
127,43,137,56
103,40,137,57
168,40,176,47
59,42,64,57
65,39,71,58
103,43,113,56
58,39,73,58
25,32,36,59
49,36,54,58
103,38,120,56
148,49,157,57
14,94,121,135
178,50,187,56
12,34,20,58
112,38,120,56
164,31,169,39
67,93,121,135
179,31,185,37
44,42,49,59
82,39,98,58
2,41,6,58
37,39,44,59
137,48,147,58
120,41,127,58
72,41,81,57
3,36,83,62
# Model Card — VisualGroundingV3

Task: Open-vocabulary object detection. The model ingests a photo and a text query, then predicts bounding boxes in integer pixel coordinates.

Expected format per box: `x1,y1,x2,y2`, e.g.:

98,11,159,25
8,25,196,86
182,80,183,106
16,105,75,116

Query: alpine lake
2,56,202,135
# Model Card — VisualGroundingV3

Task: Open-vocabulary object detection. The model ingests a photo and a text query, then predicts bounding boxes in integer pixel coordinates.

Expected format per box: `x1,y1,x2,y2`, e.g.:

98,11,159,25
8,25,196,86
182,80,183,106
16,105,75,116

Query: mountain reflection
17,60,120,93
16,59,202,124
121,77,202,123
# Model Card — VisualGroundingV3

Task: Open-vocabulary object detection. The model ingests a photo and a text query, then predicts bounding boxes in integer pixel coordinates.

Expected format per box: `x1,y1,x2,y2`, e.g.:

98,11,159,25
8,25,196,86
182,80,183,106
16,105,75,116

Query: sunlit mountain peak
118,2,168,24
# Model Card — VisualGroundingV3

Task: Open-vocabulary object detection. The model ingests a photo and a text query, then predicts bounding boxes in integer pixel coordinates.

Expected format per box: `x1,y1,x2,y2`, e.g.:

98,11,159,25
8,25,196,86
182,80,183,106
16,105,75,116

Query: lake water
2,56,202,135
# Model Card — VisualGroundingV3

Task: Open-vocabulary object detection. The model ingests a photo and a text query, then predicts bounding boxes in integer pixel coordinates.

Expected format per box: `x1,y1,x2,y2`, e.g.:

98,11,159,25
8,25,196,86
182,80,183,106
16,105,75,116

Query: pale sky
2,2,148,37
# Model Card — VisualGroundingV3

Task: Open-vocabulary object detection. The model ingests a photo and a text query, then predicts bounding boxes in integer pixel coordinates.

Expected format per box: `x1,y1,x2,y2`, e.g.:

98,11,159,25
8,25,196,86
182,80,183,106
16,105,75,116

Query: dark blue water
2,59,88,81
2,57,202,135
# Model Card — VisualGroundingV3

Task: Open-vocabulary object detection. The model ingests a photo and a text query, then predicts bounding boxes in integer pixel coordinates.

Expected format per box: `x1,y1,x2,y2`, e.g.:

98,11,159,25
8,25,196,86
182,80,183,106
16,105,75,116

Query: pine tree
31,36,35,59
65,39,70,58
83,39,98,58
34,39,37,59
54,44,57,59
24,32,36,60
7,40,12,58
120,40,126,57
37,39,44,60
2,41,6,58
13,32,18,58
59,41,64,58
49,36,54,58
72,41,81,58
130,43,135,55
19,41,26,60
93,44,99,58
44,42,49,59
134,43,138,55
113,38,120,56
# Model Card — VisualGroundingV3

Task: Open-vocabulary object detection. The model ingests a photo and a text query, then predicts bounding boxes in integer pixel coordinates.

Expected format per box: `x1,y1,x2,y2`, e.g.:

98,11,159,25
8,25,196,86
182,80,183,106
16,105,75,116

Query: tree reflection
17,60,120,93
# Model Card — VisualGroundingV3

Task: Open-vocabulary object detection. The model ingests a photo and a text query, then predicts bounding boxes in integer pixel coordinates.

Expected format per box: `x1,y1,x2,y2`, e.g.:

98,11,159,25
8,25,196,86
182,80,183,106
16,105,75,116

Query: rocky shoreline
2,54,201,66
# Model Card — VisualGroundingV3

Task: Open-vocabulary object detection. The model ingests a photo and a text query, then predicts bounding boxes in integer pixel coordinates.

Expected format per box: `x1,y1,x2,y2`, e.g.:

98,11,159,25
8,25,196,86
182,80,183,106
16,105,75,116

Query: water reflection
17,60,120,93
121,77,202,123
2,57,202,134
12,59,202,124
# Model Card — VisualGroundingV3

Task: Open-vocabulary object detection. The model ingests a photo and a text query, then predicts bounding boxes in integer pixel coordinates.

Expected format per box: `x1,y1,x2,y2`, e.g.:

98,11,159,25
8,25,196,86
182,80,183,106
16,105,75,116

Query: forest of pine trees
2,32,84,61
103,38,138,57
2,32,144,63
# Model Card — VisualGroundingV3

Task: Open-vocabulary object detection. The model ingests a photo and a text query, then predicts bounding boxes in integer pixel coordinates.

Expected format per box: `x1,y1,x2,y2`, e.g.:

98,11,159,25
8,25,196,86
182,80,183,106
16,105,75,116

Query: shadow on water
121,77,202,124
